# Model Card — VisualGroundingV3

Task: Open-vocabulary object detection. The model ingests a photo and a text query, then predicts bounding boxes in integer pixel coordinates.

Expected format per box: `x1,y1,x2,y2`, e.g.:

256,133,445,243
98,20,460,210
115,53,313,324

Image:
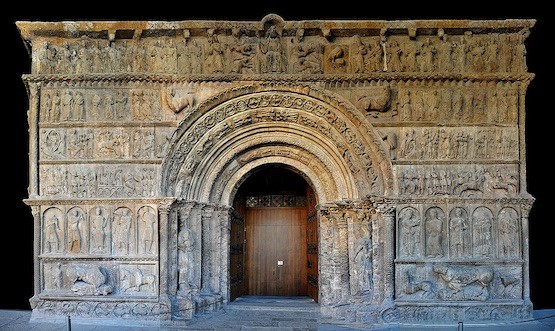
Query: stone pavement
1,296,554,330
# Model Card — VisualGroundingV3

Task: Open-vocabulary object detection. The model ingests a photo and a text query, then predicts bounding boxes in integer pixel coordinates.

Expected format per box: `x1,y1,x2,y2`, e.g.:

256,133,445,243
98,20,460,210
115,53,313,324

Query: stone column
27,82,40,197
201,205,214,294
521,201,533,304
218,206,231,302
31,206,41,302
336,210,351,303
158,200,174,297
378,203,396,304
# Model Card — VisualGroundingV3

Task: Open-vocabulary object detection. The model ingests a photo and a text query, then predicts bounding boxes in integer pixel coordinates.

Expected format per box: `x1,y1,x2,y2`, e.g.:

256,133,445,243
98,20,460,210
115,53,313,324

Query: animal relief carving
68,264,112,296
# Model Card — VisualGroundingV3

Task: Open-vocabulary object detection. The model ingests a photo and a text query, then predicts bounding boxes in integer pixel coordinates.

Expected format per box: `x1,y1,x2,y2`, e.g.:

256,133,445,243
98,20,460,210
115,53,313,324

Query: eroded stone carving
68,264,112,296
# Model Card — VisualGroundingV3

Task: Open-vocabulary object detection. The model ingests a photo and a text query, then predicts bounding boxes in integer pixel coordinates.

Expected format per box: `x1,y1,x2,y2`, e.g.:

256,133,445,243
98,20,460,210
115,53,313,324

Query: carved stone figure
259,24,284,73
120,267,156,293
45,213,62,253
425,208,444,258
399,208,421,257
139,207,157,255
449,208,468,258
90,208,109,254
498,208,519,258
113,208,133,255
67,208,85,254
473,208,493,257
177,224,196,293
433,264,493,301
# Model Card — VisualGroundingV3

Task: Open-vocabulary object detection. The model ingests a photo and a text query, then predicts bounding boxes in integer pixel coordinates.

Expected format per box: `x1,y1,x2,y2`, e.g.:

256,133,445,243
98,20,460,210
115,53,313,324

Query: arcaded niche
17,14,536,326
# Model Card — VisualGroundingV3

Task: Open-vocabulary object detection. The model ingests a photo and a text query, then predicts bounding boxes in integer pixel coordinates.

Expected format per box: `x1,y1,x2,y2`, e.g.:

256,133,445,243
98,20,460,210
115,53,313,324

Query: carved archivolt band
161,84,394,202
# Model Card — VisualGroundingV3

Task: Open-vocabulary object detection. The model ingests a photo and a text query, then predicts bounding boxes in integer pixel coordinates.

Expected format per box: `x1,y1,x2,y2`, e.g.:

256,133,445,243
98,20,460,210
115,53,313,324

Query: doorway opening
230,164,318,303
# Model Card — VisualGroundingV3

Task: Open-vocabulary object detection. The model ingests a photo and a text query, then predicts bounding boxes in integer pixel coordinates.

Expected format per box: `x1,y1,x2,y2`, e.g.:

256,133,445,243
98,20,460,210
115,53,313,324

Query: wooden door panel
246,207,307,296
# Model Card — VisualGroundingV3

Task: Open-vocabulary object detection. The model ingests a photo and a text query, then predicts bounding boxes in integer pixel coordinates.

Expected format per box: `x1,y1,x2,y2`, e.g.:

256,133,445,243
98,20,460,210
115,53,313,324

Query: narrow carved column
176,203,194,296
31,206,41,298
201,205,214,294
27,82,40,197
378,204,396,304
158,200,174,297
218,206,231,301
520,201,533,304
336,211,351,302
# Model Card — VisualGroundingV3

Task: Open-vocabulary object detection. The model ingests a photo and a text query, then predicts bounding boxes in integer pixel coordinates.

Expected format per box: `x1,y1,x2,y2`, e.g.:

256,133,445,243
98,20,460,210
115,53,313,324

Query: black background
3,1,553,311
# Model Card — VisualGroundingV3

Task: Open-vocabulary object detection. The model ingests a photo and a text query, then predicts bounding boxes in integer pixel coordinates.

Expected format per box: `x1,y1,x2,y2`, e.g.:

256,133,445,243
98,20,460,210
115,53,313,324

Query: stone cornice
16,17,536,41
21,72,535,84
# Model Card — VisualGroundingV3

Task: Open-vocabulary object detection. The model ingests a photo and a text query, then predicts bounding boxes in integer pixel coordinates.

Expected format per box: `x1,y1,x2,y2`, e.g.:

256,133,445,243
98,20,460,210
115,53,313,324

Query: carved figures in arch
449,207,470,258
67,207,86,254
43,207,64,254
138,206,157,255
472,207,494,258
399,207,421,257
120,265,156,294
68,264,112,296
498,207,519,258
113,207,134,256
432,263,493,301
425,207,444,258
90,207,109,254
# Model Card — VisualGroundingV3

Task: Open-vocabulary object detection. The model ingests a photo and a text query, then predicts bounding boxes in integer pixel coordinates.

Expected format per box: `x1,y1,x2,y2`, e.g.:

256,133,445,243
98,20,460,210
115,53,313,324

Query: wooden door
246,207,307,296
306,208,319,302
229,209,245,301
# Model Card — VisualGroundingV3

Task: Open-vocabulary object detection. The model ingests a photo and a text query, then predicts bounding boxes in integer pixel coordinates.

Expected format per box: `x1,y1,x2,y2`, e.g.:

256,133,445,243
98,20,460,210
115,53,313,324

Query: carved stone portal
19,14,535,326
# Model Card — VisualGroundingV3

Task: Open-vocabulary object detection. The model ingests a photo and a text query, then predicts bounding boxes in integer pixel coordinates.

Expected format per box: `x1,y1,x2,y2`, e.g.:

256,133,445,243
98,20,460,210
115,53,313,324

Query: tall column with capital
158,200,174,297
521,201,533,305
201,205,214,293
378,204,396,305
217,206,231,301
27,82,40,197
31,206,41,306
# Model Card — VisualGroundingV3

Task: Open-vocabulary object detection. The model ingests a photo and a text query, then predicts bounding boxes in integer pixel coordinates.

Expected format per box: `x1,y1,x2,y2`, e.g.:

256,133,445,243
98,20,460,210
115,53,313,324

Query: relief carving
498,207,519,258
425,207,444,258
162,87,195,114
67,207,86,254
259,18,285,73
68,264,113,296
449,208,470,258
90,207,110,254
290,39,324,74
398,207,421,258
472,207,494,258
398,165,518,197
41,129,65,159
112,207,134,255
43,207,64,254
433,264,493,301
120,265,156,294
138,206,157,255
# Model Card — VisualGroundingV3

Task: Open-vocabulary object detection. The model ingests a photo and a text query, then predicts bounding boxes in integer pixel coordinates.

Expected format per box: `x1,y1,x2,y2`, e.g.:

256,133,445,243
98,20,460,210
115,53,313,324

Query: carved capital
376,204,396,217
158,198,177,214
30,205,41,218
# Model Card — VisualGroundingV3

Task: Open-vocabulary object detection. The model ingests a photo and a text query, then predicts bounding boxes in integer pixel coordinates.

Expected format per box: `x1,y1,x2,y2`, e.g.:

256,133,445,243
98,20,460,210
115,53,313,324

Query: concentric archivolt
161,83,394,204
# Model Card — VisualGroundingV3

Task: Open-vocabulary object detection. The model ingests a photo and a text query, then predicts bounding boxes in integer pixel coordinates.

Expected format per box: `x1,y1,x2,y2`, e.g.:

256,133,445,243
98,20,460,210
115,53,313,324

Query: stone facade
17,14,536,325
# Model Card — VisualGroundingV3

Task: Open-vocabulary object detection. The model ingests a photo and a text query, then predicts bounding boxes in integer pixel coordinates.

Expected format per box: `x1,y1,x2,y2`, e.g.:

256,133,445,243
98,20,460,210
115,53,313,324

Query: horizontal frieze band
394,300,526,306
17,19,535,40
381,195,535,205
39,121,178,128
22,72,535,84
24,197,176,206
37,295,158,302
395,259,524,264
39,256,158,262
39,159,163,165
392,160,520,165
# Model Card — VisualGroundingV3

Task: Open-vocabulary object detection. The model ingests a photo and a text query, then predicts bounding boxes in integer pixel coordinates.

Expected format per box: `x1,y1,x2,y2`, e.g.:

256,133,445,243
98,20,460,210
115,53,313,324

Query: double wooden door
245,207,308,296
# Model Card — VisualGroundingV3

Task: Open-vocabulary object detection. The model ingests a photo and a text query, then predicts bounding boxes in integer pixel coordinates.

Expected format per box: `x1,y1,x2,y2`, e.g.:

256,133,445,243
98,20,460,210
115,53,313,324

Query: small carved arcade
18,14,535,326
